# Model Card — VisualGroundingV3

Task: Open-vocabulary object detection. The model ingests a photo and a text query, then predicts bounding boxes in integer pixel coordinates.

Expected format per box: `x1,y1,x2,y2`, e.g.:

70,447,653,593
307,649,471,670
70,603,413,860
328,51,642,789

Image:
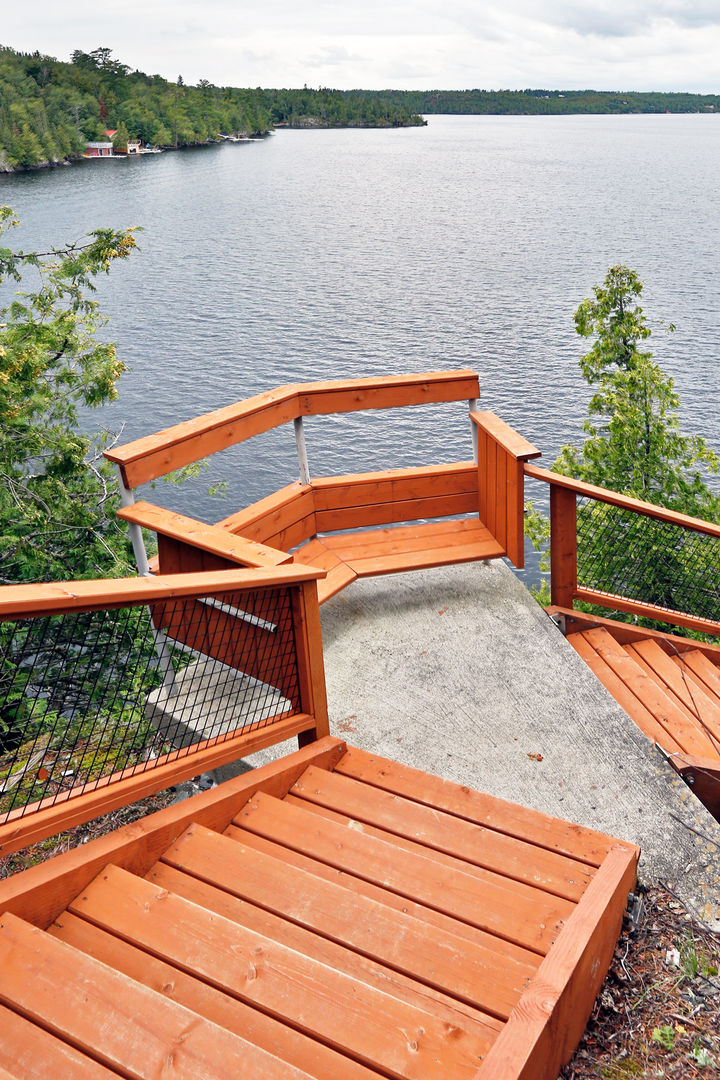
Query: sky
5,1,720,93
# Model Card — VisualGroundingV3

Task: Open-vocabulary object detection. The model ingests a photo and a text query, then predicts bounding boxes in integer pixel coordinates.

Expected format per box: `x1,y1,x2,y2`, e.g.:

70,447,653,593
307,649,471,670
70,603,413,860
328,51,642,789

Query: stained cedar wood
334,746,623,867
105,371,480,489
680,650,720,698
474,845,637,1080
549,485,577,608
118,501,292,567
0,1002,117,1079
0,566,325,619
667,755,720,819
158,825,529,1020
525,463,720,539
67,866,490,1080
546,607,720,663
282,792,582,912
51,913,381,1080
575,587,720,639
567,633,683,753
234,792,573,953
0,737,347,928
668,659,720,723
310,463,478,509
146,860,504,1041
314,492,478,532
581,628,720,756
217,483,316,546
0,714,318,861
289,766,593,901
627,640,720,735
291,580,330,737
0,914,312,1080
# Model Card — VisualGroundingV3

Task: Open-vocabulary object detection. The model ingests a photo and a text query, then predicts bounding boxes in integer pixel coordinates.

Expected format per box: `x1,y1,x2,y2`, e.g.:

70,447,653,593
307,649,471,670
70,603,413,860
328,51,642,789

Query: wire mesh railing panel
576,498,720,623
0,586,301,824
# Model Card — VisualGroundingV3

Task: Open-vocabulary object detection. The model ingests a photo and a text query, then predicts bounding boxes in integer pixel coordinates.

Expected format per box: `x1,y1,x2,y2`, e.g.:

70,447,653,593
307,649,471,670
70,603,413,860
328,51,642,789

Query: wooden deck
556,608,720,821
0,738,638,1080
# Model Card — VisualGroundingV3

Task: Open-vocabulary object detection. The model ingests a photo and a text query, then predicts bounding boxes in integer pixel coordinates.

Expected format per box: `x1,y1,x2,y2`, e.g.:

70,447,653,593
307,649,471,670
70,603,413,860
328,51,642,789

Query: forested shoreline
0,46,424,172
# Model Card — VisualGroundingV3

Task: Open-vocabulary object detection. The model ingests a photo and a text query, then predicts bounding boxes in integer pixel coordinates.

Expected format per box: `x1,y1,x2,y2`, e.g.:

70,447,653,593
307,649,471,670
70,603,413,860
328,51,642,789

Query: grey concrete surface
220,559,720,930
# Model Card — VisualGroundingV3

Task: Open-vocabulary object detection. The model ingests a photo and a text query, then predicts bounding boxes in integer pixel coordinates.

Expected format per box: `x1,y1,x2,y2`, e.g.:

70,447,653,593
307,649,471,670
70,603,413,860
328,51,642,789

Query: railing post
469,398,479,463
550,484,577,608
294,416,311,486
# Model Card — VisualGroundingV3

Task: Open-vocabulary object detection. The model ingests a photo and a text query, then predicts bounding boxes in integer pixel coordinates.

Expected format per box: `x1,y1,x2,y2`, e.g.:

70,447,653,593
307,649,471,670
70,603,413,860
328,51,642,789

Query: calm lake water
2,114,719,557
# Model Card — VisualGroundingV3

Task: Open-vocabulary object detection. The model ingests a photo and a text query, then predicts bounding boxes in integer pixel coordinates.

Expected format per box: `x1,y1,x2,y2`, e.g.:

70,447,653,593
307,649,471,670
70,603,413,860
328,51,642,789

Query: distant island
1,44,718,173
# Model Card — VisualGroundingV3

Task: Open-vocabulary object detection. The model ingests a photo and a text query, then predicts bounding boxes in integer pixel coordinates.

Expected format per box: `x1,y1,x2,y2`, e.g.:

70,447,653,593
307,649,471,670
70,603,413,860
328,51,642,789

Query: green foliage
0,206,138,583
651,1024,676,1050
532,267,720,631
0,45,424,170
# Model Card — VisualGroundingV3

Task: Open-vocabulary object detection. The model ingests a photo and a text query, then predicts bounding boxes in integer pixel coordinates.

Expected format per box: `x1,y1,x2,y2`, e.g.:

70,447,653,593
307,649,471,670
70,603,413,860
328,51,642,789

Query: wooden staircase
562,614,720,821
0,738,638,1080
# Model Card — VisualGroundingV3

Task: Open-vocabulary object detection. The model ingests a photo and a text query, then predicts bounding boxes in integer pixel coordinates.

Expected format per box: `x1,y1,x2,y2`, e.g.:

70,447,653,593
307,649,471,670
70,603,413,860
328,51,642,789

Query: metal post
294,416,311,485
116,466,178,696
468,398,479,463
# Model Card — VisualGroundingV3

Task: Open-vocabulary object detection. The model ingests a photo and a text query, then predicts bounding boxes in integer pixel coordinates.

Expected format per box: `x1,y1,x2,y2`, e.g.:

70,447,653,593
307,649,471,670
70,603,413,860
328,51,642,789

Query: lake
2,114,719,561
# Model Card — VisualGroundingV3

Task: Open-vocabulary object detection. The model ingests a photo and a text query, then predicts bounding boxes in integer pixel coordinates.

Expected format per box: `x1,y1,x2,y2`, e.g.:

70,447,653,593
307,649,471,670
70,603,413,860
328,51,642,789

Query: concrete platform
215,559,719,929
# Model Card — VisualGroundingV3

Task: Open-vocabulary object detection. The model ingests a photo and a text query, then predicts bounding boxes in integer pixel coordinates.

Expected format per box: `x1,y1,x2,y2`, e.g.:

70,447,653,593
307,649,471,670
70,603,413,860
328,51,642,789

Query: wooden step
0,911,308,1079
0,1001,116,1079
233,791,574,954
159,822,532,1021
568,627,718,756
68,865,490,1080
624,640,720,749
289,764,594,901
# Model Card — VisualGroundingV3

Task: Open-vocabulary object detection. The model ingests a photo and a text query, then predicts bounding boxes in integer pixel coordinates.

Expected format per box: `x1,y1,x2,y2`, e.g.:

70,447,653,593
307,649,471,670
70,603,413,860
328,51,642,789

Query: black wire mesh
0,586,300,824
576,497,720,624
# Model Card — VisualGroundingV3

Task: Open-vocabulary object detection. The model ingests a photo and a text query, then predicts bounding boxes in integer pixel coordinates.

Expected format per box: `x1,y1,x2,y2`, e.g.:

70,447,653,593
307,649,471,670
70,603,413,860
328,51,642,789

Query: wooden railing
526,464,720,636
0,565,328,857
106,372,542,593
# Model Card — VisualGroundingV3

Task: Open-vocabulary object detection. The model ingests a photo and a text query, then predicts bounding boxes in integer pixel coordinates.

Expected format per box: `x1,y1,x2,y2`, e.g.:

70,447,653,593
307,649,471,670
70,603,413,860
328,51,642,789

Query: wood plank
290,766,594,902
626,640,720,746
0,737,346,927
319,518,497,557
0,566,325,620
0,1002,116,1079
161,823,534,1020
291,540,357,603
575,588,720,639
310,463,478,511
583,628,720,756
51,912,381,1080
71,865,492,1080
225,825,542,966
291,580,330,738
118,501,293,567
470,413,541,463
333,746,623,867
548,606,720,664
525,464,720,538
314,491,479,532
217,483,315,539
0,713,317,860
234,792,573,953
549,485,577,608
568,632,685,753
347,539,504,578
676,650,720,711
671,656,720,719
0,912,310,1080
147,860,504,1039
298,371,480,416
475,844,637,1080
105,385,301,488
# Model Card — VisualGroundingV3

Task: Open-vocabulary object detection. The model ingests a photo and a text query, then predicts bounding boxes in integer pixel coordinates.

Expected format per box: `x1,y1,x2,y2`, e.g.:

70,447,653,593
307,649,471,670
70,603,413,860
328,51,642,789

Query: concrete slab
315,560,720,930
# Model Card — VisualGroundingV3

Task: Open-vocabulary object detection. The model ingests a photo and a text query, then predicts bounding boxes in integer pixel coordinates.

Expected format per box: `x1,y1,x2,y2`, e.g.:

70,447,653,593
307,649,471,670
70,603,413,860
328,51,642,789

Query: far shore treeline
2,43,720,172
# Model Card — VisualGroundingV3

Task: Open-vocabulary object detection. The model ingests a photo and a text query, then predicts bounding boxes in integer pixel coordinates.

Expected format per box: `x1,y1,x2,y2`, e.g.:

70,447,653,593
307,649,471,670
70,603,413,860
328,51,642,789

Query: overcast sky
6,2,720,92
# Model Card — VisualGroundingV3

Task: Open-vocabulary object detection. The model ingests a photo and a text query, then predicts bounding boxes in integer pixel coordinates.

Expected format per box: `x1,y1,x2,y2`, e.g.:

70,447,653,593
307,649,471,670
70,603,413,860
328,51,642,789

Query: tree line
0,45,424,171
376,88,720,115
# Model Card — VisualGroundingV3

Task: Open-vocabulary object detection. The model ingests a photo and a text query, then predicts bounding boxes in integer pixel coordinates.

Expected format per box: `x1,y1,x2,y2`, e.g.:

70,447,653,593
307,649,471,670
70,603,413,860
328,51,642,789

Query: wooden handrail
0,566,326,620
525,464,720,538
117,501,294,568
105,371,481,489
